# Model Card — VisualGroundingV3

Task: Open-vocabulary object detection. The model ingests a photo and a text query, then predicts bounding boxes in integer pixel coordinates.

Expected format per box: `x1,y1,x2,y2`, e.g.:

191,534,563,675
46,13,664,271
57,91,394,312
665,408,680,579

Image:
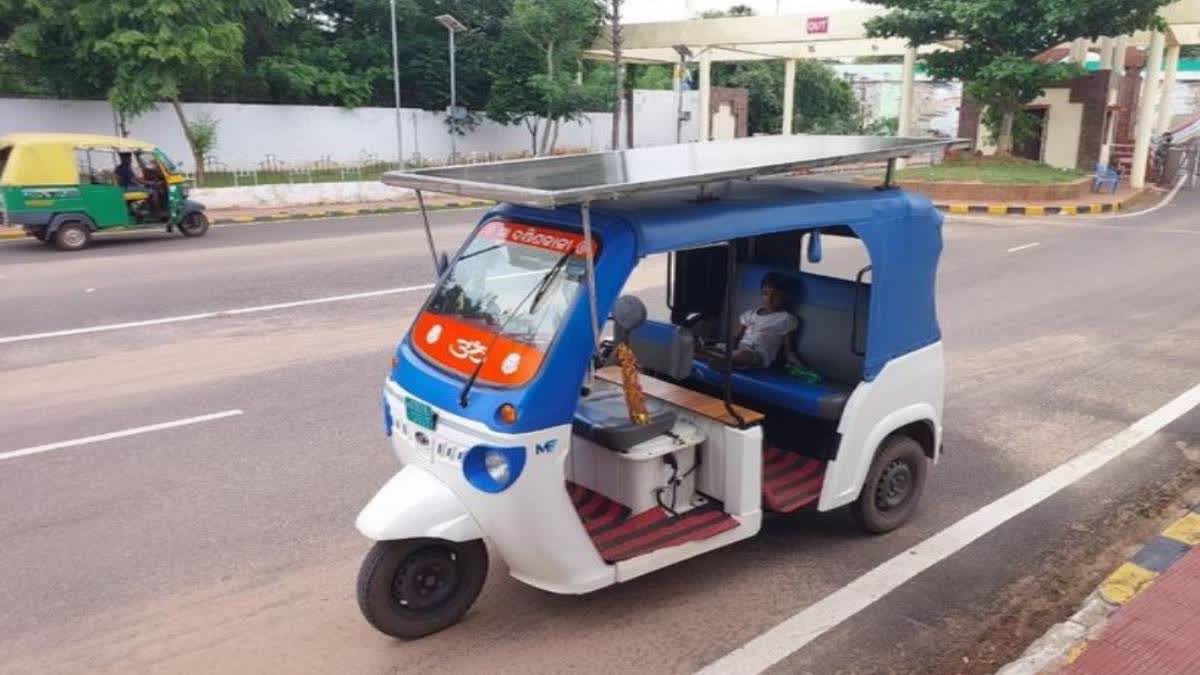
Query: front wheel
178,211,209,237
852,434,928,534
53,222,91,251
357,538,488,639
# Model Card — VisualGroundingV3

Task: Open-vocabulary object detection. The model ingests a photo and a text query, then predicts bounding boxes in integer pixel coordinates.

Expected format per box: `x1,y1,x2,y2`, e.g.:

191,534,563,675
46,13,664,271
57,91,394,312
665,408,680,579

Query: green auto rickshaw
0,132,208,250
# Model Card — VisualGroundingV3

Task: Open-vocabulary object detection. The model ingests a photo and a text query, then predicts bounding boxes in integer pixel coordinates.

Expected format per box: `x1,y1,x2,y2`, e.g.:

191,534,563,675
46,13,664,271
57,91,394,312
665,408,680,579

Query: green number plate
405,397,437,430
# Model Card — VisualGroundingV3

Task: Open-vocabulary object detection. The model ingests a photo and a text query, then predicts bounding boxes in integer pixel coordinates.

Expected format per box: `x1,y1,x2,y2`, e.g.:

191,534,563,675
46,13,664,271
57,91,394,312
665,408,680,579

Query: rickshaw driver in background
698,272,804,370
115,153,143,190
116,152,160,212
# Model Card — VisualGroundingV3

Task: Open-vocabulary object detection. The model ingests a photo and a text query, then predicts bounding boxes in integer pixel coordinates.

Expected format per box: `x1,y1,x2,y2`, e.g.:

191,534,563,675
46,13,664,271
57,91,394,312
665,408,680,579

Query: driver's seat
573,381,676,452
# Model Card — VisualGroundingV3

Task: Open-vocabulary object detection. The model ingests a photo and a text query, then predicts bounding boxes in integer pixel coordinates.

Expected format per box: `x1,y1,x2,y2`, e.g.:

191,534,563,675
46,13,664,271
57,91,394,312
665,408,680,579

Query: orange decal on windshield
479,220,598,258
411,312,545,387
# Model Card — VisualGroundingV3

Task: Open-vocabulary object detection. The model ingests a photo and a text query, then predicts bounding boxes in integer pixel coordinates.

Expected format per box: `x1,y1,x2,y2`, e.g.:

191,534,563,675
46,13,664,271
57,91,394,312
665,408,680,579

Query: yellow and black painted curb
1095,503,1200,606
936,201,1124,216
209,200,494,226
995,503,1200,674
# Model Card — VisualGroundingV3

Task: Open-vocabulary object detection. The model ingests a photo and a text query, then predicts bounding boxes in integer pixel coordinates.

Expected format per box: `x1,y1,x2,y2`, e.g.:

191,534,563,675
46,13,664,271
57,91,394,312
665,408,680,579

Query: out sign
807,16,829,34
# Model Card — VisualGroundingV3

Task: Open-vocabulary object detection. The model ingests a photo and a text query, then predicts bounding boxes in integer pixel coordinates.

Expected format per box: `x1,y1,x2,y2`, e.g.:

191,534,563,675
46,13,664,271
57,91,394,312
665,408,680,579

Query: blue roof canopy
495,177,943,380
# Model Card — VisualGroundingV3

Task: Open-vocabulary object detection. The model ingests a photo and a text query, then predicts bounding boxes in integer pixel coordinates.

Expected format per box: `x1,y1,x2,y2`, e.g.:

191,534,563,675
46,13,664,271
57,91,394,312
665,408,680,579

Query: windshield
411,220,597,387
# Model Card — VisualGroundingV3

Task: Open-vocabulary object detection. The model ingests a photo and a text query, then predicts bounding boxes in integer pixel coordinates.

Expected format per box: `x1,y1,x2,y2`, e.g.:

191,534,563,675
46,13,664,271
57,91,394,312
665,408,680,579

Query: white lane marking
0,410,245,463
1007,242,1040,253
0,270,544,345
698,381,1200,675
0,283,434,345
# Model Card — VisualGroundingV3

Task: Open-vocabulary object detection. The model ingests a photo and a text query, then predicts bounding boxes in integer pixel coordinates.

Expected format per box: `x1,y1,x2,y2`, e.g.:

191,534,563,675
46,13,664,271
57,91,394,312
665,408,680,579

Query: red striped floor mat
762,447,825,513
567,482,738,563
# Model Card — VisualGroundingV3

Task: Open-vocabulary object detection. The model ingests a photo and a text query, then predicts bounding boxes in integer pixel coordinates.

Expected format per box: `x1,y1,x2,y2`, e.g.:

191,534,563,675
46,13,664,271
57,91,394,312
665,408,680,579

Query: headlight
484,449,510,483
463,445,526,493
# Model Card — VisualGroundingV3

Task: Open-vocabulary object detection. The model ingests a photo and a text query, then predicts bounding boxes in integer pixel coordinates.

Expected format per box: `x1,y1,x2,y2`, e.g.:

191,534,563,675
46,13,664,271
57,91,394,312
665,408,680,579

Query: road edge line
696,382,1200,675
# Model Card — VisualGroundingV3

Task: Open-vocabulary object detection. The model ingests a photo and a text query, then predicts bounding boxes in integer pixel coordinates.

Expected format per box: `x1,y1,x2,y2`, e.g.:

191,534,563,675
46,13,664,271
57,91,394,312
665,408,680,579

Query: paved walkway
1066,523,1200,674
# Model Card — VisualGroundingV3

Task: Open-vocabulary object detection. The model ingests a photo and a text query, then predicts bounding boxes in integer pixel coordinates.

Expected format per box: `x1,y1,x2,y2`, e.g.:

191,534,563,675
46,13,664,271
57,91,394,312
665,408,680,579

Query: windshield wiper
458,250,576,408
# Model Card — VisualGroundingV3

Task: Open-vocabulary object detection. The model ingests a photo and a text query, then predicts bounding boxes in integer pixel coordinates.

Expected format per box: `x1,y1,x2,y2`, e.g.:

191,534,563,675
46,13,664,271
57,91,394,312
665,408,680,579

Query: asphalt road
1,192,1198,675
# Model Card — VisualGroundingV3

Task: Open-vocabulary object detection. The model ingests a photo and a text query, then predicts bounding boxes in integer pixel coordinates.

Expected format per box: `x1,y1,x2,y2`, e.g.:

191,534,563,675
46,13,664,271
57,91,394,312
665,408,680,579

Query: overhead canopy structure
382,134,964,208
584,10,956,64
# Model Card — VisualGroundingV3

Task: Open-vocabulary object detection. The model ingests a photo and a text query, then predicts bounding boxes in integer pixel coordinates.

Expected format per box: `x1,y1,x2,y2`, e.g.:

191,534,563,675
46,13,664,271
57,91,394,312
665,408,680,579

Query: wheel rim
183,215,203,233
392,548,460,611
61,228,85,247
875,459,914,511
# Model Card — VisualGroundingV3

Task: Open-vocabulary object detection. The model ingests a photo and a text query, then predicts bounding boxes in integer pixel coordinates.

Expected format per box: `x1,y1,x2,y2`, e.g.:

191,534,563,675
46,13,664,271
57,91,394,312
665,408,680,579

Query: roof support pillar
1131,30,1165,190
782,58,796,135
1156,44,1181,136
699,50,712,142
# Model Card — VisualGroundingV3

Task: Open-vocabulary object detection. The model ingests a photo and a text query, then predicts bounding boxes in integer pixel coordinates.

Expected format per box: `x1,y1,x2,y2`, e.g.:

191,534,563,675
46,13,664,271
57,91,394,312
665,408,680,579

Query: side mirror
436,251,450,276
611,295,648,342
806,231,823,264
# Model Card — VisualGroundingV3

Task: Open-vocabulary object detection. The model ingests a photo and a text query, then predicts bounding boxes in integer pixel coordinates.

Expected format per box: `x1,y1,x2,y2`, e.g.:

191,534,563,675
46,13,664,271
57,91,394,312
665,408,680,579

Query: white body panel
356,465,484,542
364,379,768,595
819,341,944,511
376,380,614,594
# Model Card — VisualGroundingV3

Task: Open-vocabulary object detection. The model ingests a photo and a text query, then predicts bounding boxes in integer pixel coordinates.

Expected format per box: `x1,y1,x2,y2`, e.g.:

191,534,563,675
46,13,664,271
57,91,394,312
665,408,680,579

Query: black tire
852,434,928,534
178,211,209,237
357,538,488,639
53,222,91,251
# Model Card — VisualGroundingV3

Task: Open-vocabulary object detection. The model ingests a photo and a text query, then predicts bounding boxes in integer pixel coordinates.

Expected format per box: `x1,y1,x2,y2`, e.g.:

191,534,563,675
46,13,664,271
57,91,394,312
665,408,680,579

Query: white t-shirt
738,308,799,365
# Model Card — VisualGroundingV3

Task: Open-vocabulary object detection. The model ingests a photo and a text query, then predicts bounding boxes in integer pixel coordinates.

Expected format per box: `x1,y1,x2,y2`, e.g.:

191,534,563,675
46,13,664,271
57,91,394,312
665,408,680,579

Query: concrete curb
0,200,494,241
995,504,1200,675
209,200,494,225
935,200,1125,216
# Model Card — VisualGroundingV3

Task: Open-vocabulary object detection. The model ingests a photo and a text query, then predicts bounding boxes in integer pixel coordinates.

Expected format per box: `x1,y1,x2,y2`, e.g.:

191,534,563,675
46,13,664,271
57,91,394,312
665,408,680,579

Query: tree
863,0,1171,154
492,0,604,155
2,0,291,182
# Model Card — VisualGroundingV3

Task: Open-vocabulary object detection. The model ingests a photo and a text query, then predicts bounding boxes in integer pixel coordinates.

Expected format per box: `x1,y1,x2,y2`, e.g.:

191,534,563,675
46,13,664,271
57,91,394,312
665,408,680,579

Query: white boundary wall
0,93,700,171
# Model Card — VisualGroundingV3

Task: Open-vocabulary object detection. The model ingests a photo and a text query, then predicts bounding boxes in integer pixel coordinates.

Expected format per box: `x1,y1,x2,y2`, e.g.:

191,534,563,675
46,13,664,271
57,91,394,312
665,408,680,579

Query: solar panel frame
382,135,967,207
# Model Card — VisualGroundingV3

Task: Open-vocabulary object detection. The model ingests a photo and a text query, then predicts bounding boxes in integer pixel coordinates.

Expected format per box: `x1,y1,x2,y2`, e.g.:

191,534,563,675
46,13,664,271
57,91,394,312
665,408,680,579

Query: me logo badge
536,439,558,455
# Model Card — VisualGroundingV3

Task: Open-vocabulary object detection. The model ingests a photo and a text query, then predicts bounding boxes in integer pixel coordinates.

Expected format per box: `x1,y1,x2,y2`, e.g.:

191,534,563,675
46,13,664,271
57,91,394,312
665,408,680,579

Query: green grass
897,157,1087,185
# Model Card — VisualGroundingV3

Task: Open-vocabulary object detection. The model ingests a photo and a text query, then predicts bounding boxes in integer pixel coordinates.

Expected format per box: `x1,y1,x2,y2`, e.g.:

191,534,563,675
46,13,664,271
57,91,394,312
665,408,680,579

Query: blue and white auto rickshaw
356,135,962,638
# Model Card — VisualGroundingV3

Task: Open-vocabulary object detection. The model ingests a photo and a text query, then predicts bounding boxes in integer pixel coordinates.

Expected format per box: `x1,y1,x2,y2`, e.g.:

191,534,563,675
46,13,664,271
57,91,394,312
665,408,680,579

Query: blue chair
1093,163,1120,194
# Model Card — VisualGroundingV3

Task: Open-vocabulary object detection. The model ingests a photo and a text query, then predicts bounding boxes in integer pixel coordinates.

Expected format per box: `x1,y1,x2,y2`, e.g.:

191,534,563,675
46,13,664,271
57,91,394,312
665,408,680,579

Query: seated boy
699,273,803,369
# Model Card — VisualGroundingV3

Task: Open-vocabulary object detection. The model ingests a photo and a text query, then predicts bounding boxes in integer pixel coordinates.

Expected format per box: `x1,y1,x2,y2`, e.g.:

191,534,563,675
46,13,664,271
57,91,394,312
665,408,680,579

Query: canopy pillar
782,59,796,135
1113,35,1129,75
1131,30,1165,190
699,50,713,142
1069,38,1087,63
1099,37,1114,70
1156,44,1181,136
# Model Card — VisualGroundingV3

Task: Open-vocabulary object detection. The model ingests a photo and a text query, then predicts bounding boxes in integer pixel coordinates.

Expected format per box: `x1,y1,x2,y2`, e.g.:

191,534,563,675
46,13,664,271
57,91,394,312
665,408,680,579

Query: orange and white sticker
411,312,545,387
479,220,598,258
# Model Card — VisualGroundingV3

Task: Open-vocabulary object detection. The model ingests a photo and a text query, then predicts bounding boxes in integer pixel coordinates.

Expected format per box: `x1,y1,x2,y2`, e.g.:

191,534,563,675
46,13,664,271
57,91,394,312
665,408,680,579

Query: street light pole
436,14,467,164
449,27,457,161
389,0,404,168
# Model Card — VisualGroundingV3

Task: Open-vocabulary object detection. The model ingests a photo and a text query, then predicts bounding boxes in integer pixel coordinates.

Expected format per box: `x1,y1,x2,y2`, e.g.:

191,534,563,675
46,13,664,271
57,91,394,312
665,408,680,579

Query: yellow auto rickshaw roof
0,133,158,186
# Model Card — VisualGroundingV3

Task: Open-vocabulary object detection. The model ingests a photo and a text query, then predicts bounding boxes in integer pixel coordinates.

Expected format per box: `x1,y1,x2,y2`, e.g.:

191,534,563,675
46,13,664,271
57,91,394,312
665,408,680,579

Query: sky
624,0,873,23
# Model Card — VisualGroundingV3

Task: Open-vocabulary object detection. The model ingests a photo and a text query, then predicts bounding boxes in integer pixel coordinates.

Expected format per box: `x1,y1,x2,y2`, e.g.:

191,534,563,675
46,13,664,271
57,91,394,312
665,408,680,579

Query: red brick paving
1066,548,1200,674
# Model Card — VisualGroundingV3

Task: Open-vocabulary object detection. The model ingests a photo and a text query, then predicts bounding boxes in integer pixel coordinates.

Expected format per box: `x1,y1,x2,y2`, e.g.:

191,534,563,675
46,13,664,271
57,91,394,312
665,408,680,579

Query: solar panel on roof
382,135,966,207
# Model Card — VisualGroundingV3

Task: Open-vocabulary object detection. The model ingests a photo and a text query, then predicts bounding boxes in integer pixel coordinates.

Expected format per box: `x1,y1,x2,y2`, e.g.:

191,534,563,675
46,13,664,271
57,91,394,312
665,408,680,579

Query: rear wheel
357,538,488,639
852,434,928,534
53,222,91,251
178,212,209,237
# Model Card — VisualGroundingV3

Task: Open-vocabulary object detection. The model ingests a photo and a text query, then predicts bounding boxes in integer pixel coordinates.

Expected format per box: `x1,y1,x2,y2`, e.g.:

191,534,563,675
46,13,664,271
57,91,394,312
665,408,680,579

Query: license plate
405,397,437,430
